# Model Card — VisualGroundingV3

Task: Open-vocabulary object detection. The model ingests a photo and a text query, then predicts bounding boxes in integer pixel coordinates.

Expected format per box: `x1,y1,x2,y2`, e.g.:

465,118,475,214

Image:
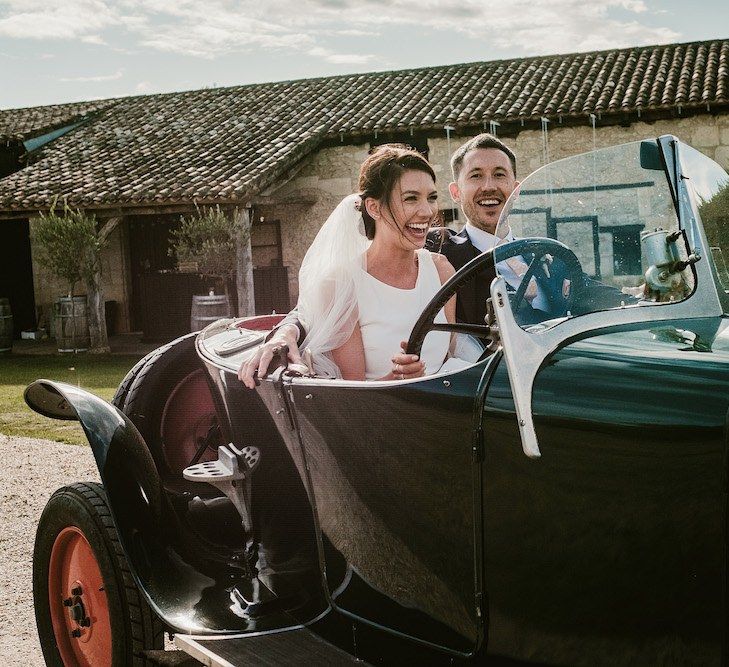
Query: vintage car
26,135,729,666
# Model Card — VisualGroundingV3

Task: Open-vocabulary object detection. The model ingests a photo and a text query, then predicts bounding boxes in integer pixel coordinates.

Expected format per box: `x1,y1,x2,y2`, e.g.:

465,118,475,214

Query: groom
239,133,609,387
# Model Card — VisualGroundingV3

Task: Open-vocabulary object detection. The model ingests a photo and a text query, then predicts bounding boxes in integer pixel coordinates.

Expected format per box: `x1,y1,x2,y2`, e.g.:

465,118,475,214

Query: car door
286,351,495,657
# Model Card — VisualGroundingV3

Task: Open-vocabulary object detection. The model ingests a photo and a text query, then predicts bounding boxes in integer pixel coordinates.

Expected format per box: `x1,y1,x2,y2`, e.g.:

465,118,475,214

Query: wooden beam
233,207,255,317
97,216,123,244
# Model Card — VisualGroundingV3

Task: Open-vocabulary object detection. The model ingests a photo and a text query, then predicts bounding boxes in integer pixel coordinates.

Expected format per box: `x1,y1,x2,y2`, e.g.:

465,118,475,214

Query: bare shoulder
429,251,456,284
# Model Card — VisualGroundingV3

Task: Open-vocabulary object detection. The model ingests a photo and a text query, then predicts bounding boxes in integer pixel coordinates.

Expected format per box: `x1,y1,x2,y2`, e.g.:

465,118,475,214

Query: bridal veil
297,193,370,377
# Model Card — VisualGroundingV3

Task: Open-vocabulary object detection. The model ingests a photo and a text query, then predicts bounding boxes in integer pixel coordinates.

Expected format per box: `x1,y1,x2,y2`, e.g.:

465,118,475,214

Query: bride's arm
331,323,366,381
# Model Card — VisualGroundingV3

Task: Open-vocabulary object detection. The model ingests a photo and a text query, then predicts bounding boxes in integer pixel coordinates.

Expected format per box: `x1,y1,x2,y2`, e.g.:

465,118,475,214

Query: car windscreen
492,139,695,330
678,144,729,297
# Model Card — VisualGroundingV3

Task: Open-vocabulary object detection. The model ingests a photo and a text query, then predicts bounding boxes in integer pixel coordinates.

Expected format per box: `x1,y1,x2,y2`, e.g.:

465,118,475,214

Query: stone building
0,38,727,339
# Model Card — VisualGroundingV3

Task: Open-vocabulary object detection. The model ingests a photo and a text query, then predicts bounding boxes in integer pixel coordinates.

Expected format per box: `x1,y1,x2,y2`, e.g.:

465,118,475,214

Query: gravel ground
0,434,100,666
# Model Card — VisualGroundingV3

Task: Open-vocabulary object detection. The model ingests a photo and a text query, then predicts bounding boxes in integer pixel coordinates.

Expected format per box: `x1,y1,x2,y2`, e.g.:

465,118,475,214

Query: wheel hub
64,583,93,633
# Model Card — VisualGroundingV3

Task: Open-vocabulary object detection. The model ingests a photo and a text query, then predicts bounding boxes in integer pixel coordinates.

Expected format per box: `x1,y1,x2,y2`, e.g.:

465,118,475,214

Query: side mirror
640,141,663,171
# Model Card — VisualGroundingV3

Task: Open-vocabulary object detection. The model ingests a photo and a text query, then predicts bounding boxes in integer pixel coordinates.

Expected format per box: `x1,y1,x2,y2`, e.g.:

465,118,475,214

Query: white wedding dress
296,194,469,380
355,248,451,379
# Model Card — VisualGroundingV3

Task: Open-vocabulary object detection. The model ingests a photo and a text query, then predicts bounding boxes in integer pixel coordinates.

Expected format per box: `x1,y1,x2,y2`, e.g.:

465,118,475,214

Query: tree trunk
234,208,255,317
84,217,121,353
85,269,109,353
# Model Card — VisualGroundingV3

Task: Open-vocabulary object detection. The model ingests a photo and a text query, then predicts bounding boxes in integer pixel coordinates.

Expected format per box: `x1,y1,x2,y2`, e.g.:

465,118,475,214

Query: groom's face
449,148,518,235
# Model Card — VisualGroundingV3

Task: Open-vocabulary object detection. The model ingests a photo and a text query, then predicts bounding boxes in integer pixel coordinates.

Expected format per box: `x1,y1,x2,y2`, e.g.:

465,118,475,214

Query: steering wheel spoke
406,239,584,357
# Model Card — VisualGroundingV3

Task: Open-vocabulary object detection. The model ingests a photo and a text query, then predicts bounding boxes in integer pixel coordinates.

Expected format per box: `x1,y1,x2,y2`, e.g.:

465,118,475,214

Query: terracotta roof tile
0,38,726,212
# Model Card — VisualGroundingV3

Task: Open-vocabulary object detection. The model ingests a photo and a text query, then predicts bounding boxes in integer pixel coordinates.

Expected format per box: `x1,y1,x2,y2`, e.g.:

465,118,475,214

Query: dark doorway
0,218,36,335
251,218,290,314
128,214,181,332
128,214,292,341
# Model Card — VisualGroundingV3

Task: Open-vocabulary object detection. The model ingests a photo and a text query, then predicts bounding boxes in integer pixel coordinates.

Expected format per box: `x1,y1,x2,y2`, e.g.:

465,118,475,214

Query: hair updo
358,144,436,240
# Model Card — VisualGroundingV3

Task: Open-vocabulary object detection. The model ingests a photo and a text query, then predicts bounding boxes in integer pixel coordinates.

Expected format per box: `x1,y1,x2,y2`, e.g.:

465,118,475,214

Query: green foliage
699,179,729,255
170,205,247,284
31,198,105,297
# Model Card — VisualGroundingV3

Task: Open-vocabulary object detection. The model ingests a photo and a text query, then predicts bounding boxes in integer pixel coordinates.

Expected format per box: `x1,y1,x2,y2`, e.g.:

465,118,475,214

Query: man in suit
432,132,520,326
430,134,623,327
239,133,620,387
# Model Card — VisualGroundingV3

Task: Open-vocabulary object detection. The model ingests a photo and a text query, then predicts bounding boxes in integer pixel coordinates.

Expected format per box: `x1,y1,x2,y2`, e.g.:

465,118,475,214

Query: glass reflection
679,144,729,293
493,140,696,329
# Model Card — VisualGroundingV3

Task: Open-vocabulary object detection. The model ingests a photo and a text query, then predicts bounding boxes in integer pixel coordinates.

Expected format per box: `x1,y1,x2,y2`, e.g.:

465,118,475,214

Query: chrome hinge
484,297,501,353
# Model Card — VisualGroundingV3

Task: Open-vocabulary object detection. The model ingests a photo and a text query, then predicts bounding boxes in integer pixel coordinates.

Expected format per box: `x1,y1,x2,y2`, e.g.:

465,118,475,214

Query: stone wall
259,143,369,303
429,114,729,182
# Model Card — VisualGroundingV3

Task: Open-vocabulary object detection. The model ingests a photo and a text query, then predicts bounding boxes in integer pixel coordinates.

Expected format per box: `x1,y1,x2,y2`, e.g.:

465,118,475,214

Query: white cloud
135,80,153,92
81,34,107,45
0,0,119,40
0,0,681,66
129,0,681,59
60,68,124,82
307,45,375,65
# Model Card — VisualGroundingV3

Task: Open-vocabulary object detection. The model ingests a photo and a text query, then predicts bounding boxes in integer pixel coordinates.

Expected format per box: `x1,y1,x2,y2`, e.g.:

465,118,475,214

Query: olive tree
170,205,255,316
32,199,114,353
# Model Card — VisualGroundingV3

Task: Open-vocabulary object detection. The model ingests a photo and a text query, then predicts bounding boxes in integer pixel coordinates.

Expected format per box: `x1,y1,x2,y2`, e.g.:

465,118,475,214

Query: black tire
111,349,159,409
34,482,164,666
112,332,198,410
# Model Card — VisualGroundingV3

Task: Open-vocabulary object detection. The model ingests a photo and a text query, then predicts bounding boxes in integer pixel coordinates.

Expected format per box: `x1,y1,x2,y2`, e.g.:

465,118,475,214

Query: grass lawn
0,354,142,445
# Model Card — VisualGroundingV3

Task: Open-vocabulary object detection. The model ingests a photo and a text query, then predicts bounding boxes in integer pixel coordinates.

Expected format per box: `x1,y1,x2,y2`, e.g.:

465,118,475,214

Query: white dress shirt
464,222,549,312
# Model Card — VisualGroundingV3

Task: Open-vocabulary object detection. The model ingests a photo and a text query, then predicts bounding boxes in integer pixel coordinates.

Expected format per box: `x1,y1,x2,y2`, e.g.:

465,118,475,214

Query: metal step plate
175,629,368,667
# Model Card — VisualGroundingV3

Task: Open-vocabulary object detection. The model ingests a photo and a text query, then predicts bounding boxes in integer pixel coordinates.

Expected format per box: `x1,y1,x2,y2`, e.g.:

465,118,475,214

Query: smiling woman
280,144,462,382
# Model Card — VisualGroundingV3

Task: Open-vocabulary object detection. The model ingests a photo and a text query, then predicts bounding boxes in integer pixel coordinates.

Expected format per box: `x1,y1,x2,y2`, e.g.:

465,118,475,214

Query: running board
175,629,368,666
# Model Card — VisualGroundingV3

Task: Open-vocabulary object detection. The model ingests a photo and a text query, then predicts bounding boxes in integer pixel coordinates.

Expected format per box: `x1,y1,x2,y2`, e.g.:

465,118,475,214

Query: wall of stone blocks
428,113,729,187
260,143,369,304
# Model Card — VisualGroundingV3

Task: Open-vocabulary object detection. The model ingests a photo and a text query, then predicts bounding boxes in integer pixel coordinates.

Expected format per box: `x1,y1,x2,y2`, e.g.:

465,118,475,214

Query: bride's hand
238,324,302,389
386,341,425,381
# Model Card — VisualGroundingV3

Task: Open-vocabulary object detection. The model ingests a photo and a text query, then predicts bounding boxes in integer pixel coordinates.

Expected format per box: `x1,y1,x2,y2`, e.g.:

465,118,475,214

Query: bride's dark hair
358,144,436,240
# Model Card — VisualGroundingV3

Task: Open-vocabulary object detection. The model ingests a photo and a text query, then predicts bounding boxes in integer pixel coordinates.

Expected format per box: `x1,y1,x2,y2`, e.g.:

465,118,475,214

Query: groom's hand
238,324,302,389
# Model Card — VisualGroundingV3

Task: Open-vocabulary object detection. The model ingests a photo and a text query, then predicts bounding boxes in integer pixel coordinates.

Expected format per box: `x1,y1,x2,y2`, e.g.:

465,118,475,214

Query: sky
0,0,726,110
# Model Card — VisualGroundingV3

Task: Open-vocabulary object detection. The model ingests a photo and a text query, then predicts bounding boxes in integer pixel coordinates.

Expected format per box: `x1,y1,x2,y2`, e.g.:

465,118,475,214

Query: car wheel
121,332,221,476
111,350,158,410
34,482,164,667
111,332,199,410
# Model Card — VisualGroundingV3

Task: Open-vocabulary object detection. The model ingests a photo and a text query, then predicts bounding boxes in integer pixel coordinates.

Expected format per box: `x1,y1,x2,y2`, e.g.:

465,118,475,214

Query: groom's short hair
450,133,517,180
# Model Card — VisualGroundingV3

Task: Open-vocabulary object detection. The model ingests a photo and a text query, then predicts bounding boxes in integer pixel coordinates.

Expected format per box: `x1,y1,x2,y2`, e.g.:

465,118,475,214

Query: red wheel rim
48,526,112,667
161,369,219,473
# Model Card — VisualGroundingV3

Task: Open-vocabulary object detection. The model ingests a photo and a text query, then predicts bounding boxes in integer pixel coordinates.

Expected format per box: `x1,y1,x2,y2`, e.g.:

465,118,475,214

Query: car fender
25,379,317,635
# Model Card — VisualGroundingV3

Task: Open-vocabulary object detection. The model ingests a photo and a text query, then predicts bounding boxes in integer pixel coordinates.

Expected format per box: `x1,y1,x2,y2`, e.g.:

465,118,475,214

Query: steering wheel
406,238,584,357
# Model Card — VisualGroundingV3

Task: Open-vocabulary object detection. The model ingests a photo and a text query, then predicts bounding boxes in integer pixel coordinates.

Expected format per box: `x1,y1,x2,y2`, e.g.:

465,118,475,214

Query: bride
240,144,459,385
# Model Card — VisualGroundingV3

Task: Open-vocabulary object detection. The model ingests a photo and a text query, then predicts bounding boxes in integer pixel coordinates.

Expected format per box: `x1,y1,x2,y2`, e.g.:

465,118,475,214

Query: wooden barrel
191,294,232,332
0,298,12,352
55,296,90,352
